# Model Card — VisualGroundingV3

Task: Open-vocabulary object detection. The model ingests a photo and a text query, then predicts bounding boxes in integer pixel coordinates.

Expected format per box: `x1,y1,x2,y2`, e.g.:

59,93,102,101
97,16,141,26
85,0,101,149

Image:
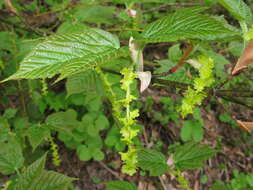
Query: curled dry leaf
136,71,152,93
129,37,143,71
236,120,253,132
232,41,253,76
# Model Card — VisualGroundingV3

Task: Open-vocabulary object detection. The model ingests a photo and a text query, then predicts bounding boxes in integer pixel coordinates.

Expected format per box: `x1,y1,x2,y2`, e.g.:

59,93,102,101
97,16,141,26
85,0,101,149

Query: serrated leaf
3,28,122,82
26,124,51,151
137,149,168,176
106,180,137,190
0,137,24,175
219,0,253,23
173,142,217,170
15,154,46,189
13,154,74,190
66,70,104,96
139,7,239,43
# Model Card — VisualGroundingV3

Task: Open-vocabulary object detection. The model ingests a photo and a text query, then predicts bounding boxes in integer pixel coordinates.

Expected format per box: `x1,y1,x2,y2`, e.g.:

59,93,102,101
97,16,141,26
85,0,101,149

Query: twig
153,43,193,78
216,75,233,89
159,176,169,190
98,161,123,181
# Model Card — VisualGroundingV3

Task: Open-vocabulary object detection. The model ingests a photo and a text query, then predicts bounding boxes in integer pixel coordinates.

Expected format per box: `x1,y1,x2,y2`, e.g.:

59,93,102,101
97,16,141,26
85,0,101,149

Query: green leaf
3,108,17,119
46,109,79,134
92,149,105,161
95,114,110,130
73,5,115,24
26,124,51,151
77,145,92,161
192,122,204,142
13,154,74,190
210,181,229,190
0,137,24,175
180,121,193,141
219,0,253,23
0,117,10,142
4,28,122,82
137,149,169,176
173,142,217,170
106,180,137,190
168,44,182,62
66,70,104,96
139,7,239,43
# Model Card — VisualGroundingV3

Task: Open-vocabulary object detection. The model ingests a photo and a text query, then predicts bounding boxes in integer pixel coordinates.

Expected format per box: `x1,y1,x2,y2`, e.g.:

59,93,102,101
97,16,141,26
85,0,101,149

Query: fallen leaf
236,120,253,132
232,41,253,76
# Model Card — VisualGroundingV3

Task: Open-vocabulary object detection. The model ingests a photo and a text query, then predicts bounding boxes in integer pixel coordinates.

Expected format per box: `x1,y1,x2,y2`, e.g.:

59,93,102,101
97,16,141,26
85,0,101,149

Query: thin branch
159,176,169,190
153,43,193,78
98,161,123,181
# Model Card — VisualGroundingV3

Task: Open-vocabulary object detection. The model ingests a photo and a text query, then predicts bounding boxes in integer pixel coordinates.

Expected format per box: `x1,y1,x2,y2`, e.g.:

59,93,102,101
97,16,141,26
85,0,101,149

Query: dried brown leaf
232,41,253,76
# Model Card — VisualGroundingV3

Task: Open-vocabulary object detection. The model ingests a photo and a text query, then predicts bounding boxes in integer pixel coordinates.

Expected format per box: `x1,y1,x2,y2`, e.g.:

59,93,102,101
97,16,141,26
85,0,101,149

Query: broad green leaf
137,149,168,176
46,109,79,135
0,137,24,175
106,180,137,190
173,142,217,170
219,0,253,23
13,154,74,190
66,70,104,96
180,121,192,141
139,7,239,43
3,28,122,82
26,124,51,151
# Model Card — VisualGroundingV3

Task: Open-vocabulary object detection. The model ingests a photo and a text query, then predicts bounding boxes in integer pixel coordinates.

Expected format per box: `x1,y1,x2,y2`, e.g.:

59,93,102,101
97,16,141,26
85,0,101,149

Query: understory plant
0,0,253,189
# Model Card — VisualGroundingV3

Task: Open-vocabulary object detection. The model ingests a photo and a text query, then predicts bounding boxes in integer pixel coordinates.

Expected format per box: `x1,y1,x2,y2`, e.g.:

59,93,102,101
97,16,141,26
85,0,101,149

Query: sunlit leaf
3,28,123,82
